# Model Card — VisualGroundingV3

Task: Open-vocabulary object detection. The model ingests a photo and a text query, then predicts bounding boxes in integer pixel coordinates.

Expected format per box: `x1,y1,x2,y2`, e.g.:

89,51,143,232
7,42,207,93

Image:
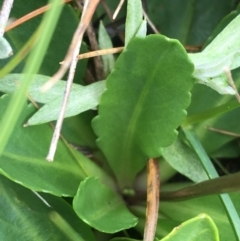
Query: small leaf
0,37,13,59
162,138,208,183
125,0,144,45
98,21,115,76
73,176,138,233
92,35,194,187
159,214,219,241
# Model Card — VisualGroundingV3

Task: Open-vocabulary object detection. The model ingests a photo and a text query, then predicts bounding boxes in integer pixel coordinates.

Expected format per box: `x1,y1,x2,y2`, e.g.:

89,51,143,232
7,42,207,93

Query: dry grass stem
113,0,125,20
46,0,101,161
223,66,240,103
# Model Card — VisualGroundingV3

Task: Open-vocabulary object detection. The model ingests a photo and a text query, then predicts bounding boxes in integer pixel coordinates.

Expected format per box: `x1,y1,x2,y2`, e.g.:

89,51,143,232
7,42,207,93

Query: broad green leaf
159,214,219,241
73,176,138,233
125,0,144,45
98,21,115,76
189,14,240,95
162,138,208,183
0,37,12,59
147,0,236,45
0,174,95,241
92,35,194,187
147,0,194,44
0,95,115,196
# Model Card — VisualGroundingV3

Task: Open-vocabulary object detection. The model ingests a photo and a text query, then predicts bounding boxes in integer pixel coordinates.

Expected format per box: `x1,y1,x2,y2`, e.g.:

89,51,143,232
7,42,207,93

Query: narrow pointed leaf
0,37,13,59
98,21,115,76
73,176,138,233
92,35,194,187
162,138,208,183
0,74,106,125
125,0,144,45
27,80,105,125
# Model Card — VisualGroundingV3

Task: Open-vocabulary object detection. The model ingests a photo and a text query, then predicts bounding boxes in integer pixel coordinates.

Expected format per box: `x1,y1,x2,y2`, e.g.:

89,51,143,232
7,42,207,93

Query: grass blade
182,128,240,240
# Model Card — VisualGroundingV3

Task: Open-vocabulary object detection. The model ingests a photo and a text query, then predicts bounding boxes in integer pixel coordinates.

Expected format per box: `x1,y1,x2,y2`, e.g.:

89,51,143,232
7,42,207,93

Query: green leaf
189,14,240,95
162,138,208,183
147,0,236,45
0,74,84,103
183,129,240,240
160,193,237,241
3,1,88,81
27,80,106,125
186,70,240,155
0,174,95,241
92,35,194,187
0,74,106,125
98,21,115,76
203,4,240,49
0,94,115,196
0,37,13,59
73,176,138,233
125,0,144,45
0,0,64,159
0,95,85,196
159,214,219,241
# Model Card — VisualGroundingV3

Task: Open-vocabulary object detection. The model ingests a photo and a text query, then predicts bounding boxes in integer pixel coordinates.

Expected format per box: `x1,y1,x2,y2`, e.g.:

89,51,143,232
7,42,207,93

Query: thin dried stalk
223,66,240,103
0,0,14,36
41,0,101,91
113,0,125,20
5,0,72,32
144,158,160,241
46,0,101,161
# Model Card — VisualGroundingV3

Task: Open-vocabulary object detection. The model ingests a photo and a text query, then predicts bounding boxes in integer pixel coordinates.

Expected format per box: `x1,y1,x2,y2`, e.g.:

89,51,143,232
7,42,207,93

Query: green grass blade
182,128,240,240
0,0,64,156
182,99,240,127
0,29,39,78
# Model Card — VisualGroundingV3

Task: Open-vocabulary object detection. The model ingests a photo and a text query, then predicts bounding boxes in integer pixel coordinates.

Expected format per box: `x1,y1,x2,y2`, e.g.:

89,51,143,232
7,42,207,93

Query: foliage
0,0,240,240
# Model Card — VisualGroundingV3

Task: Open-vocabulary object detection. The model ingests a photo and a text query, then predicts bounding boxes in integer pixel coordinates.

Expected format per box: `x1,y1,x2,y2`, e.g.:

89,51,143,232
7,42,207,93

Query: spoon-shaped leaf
73,176,138,233
92,35,194,188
